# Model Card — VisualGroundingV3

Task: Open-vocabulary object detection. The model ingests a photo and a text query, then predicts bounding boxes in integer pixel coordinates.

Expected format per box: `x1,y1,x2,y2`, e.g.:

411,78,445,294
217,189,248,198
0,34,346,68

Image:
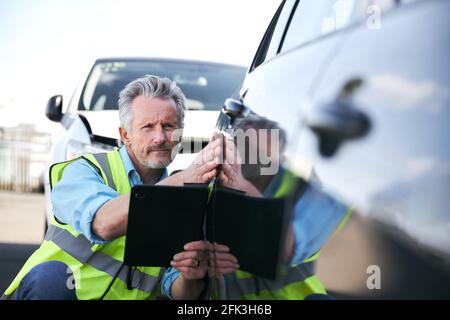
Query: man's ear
119,127,131,146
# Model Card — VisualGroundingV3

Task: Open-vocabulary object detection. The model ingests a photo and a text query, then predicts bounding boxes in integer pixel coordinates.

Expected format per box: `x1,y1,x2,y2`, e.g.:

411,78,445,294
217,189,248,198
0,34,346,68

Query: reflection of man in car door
162,114,352,300
2,75,235,300
222,115,352,299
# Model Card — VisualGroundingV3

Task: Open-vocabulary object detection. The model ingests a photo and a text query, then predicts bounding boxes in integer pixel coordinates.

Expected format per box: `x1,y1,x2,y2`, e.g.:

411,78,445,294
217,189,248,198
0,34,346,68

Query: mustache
146,144,174,152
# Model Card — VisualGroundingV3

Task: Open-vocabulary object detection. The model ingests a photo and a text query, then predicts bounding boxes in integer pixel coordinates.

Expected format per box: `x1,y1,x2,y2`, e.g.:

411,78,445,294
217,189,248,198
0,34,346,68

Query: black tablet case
124,184,291,279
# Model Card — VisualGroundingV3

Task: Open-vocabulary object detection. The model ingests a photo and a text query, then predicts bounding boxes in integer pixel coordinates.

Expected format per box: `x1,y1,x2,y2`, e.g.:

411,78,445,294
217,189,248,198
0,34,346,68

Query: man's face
122,96,180,169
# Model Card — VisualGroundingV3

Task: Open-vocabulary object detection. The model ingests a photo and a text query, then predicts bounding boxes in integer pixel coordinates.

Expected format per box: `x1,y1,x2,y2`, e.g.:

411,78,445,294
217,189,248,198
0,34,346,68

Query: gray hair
118,75,186,132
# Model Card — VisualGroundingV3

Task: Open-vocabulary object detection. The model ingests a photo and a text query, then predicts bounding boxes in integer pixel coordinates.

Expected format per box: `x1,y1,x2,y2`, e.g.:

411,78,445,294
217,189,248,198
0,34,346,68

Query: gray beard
134,148,173,169
137,155,172,169
144,160,171,169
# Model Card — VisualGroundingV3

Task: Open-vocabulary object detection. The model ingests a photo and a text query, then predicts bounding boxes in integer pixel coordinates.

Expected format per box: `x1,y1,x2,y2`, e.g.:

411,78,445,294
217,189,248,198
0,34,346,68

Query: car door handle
305,78,371,157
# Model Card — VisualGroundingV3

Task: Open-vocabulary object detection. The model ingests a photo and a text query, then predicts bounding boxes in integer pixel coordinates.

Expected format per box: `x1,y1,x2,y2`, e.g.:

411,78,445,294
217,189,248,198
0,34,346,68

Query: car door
241,0,357,180
296,0,450,258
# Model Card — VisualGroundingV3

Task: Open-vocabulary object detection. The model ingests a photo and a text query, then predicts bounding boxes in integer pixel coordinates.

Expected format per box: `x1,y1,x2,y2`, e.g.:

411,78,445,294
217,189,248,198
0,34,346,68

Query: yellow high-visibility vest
3,149,163,300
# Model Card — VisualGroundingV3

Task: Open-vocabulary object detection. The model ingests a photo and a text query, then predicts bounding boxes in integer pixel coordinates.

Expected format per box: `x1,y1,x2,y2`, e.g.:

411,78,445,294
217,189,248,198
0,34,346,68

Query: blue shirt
161,167,349,299
51,147,167,244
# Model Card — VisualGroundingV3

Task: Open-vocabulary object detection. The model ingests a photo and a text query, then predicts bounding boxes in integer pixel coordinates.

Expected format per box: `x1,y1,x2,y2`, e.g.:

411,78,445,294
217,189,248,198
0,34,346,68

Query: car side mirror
46,95,63,122
215,98,250,138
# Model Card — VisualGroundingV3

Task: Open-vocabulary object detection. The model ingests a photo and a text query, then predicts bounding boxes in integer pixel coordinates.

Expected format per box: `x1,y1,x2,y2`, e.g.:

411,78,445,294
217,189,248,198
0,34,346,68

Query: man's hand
184,136,223,183
169,241,210,300
208,243,240,277
158,137,223,186
219,138,262,197
170,240,239,299
171,241,210,280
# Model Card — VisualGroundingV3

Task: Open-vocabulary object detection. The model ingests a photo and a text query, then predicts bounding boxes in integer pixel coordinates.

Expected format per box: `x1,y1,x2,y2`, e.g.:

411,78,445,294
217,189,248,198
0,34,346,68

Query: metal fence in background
0,125,50,193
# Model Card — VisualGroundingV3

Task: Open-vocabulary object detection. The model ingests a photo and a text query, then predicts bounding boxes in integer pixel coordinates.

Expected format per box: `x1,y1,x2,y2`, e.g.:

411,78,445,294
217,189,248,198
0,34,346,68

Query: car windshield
79,60,246,111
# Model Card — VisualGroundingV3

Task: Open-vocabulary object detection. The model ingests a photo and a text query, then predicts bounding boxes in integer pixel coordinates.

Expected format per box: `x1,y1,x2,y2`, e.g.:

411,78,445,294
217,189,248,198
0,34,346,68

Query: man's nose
152,125,167,145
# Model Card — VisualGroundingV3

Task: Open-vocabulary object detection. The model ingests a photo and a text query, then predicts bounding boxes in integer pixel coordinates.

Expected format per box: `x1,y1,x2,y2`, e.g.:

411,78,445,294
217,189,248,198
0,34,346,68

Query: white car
44,57,246,227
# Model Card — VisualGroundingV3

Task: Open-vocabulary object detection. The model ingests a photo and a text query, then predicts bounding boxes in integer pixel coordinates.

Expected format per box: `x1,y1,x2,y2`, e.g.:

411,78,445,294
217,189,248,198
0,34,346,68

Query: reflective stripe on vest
44,224,162,294
226,262,316,299
92,153,117,191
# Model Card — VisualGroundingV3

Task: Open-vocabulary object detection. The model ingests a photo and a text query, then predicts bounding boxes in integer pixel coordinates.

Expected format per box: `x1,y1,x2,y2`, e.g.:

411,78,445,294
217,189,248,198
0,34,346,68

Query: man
162,114,352,299
2,75,236,300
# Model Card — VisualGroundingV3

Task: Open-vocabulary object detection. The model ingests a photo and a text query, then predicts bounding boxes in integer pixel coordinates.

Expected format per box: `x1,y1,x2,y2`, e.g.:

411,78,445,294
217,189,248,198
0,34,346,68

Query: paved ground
1,191,449,299
0,191,44,293
0,191,46,244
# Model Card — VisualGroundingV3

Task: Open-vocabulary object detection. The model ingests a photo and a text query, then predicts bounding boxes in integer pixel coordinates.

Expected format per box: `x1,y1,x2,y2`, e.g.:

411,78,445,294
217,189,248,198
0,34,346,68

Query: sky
0,0,280,131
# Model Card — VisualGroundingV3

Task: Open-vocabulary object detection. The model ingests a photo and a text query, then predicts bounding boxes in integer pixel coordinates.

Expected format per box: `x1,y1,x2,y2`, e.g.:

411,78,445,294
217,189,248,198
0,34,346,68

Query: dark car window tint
79,61,246,111
250,1,286,71
263,0,299,63
280,0,357,53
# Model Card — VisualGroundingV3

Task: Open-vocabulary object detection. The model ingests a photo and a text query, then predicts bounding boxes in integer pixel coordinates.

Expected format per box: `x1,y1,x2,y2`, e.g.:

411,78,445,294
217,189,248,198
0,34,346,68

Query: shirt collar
118,146,168,183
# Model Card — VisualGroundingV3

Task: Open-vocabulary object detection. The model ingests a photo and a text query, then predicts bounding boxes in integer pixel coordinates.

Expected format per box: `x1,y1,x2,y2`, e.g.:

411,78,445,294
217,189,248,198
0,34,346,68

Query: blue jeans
11,261,77,300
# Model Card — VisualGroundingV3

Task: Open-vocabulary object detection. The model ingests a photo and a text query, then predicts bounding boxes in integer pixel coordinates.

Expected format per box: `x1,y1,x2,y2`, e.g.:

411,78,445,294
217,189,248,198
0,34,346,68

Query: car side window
262,0,298,64
250,1,286,71
280,0,357,53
